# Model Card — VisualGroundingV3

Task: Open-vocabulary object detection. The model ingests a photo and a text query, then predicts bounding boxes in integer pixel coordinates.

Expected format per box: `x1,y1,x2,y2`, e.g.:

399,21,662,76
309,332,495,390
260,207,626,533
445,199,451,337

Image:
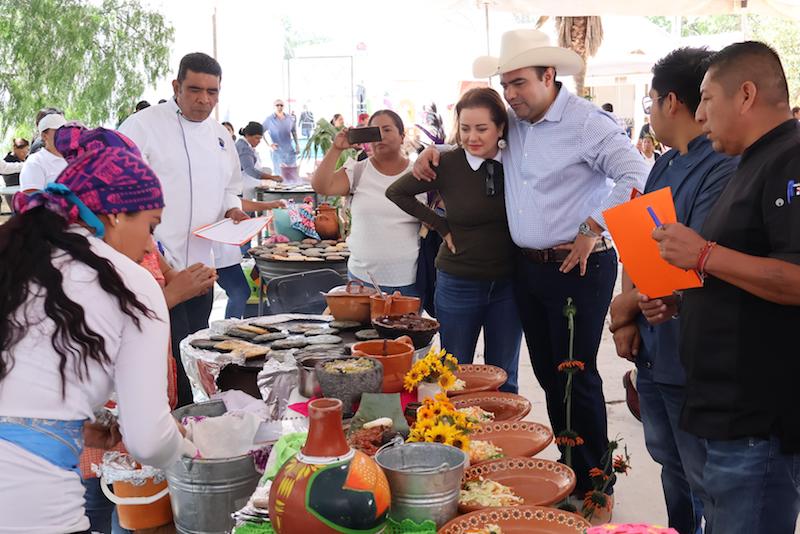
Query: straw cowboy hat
473,29,584,78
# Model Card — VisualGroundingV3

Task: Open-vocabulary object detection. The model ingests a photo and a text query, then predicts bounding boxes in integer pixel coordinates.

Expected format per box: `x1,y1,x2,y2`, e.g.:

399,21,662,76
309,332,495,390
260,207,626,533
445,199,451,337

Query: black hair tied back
0,207,155,395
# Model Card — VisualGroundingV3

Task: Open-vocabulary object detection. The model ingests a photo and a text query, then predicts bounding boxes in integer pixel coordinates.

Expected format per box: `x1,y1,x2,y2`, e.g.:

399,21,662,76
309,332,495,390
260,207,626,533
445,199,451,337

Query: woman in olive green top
386,88,522,392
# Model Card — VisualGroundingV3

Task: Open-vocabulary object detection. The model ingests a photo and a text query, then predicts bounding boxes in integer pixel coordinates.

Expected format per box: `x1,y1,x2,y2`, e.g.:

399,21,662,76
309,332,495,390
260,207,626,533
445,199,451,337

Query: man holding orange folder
652,42,800,534
609,48,738,534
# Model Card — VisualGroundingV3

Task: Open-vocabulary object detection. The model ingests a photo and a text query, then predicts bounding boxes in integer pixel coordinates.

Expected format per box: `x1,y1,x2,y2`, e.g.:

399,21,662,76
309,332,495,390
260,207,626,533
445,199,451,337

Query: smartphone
347,126,382,144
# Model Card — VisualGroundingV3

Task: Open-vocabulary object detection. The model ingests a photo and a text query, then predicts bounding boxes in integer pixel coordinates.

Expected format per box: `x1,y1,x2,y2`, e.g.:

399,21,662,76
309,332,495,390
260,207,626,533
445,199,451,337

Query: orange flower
613,454,632,475
583,490,611,514
588,467,609,481
557,360,586,373
555,430,585,448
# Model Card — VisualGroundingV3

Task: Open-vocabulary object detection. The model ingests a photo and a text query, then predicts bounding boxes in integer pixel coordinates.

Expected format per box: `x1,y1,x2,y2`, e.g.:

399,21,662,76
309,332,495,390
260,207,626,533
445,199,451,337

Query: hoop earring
497,139,507,150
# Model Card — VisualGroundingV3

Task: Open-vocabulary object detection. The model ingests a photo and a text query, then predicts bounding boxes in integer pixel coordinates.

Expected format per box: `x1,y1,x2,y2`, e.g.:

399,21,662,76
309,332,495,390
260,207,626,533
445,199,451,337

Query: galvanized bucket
167,401,261,534
374,438,467,527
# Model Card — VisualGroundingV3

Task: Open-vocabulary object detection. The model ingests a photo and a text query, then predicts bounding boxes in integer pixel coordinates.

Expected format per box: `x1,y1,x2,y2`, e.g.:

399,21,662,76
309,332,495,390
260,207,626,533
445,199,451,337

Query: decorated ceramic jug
268,398,390,533
314,203,340,240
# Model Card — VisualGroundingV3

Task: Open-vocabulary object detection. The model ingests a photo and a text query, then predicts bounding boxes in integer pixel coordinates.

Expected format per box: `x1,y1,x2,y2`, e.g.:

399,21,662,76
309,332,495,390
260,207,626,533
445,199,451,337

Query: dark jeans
81,477,131,534
216,264,250,319
514,249,617,493
169,291,213,407
700,436,800,534
434,270,522,393
637,366,706,534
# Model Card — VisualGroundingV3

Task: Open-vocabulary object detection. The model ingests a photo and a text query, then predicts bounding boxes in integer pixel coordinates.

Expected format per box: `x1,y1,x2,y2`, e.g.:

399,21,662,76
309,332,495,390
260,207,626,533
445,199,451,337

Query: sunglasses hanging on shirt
483,159,501,197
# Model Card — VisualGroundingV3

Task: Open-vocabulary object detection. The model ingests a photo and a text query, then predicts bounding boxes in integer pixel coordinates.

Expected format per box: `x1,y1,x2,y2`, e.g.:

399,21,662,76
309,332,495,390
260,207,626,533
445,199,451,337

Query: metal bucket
374,439,466,527
167,401,261,534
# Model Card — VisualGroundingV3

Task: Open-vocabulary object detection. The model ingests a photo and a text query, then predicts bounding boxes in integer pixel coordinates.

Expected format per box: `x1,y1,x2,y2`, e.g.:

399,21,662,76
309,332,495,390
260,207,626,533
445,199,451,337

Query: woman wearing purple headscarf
0,136,197,533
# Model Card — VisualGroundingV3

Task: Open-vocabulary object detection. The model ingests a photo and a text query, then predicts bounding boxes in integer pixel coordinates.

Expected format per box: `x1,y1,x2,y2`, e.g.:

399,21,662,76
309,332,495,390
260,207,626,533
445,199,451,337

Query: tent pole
484,2,490,55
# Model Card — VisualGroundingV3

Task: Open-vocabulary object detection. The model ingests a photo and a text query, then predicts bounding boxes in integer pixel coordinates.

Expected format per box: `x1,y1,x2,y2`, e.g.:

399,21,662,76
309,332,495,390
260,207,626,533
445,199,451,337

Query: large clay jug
268,398,390,533
314,203,341,240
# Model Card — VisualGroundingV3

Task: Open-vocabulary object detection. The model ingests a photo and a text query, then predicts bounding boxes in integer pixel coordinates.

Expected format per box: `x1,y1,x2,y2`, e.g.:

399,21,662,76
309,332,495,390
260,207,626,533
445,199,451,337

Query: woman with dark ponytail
0,132,196,533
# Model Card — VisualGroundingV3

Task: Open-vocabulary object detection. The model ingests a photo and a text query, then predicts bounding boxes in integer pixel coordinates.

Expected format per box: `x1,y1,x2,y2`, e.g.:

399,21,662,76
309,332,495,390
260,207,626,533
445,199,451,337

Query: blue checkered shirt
503,85,649,249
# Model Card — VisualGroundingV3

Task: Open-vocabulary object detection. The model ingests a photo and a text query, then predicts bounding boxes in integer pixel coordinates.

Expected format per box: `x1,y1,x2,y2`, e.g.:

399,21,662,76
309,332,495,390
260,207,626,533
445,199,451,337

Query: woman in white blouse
311,110,422,295
0,141,195,533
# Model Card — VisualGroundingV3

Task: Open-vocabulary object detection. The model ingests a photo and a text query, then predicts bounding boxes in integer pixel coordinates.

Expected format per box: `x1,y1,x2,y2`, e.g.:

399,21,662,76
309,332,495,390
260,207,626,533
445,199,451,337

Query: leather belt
520,237,612,264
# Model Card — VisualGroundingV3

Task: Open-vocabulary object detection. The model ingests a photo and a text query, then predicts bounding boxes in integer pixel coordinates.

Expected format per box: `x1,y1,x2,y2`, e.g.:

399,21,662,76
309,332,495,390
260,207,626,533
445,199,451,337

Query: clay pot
268,398,390,534
322,281,377,324
352,336,414,393
316,357,384,416
314,203,340,240
369,291,421,321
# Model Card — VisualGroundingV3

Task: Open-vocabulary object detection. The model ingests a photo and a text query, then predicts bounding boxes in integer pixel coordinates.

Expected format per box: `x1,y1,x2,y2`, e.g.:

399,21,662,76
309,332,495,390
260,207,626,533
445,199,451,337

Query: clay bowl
470,421,553,460
452,392,532,422
439,505,589,534
322,281,377,324
369,291,421,321
458,457,576,513
351,336,414,393
448,364,508,397
315,357,383,417
372,313,439,350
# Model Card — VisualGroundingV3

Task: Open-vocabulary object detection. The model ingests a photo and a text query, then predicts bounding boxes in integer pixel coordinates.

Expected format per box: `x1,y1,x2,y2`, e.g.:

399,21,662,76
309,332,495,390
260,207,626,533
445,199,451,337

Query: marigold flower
554,430,585,448
588,467,609,481
583,490,611,513
557,360,586,373
613,454,631,474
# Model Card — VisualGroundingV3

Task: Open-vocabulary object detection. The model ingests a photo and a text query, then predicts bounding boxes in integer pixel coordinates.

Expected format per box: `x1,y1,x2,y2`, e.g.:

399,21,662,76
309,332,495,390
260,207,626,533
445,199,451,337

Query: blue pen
647,206,662,228
156,240,165,255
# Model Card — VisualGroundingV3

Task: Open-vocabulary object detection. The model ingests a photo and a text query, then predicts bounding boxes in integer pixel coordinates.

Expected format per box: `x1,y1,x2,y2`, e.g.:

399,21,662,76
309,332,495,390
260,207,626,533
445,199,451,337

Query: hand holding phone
347,126,382,145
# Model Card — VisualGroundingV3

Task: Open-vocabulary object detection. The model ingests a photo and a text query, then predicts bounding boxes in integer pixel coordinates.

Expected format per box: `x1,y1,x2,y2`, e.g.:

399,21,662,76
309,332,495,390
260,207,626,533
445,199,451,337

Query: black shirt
2,152,22,186
680,120,800,451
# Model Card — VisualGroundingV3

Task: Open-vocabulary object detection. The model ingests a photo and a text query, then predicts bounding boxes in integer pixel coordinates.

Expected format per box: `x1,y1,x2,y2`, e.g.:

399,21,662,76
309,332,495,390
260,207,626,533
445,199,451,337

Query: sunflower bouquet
407,392,473,452
403,347,460,392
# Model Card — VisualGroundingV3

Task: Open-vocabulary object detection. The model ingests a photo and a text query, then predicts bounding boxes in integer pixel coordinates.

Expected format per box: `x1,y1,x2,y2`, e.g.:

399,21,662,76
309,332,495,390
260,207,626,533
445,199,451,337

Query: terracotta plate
453,392,532,422
440,505,589,534
458,458,576,513
470,421,553,460
448,365,509,397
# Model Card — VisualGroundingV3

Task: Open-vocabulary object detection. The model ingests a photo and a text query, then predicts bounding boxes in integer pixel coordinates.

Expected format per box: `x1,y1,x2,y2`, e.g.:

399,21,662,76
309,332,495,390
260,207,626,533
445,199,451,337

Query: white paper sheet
192,216,271,246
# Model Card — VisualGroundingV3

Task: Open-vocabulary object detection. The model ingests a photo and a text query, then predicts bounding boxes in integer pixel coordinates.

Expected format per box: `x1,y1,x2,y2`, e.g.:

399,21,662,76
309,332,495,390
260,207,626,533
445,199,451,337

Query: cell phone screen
347,127,382,144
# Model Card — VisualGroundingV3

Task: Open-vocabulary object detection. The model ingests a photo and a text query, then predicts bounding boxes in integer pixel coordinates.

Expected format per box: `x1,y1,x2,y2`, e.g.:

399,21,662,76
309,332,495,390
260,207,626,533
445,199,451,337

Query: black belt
520,237,612,264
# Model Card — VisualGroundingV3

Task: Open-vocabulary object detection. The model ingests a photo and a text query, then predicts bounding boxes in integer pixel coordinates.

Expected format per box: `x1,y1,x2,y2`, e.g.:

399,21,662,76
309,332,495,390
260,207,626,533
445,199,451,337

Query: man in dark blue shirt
610,48,738,534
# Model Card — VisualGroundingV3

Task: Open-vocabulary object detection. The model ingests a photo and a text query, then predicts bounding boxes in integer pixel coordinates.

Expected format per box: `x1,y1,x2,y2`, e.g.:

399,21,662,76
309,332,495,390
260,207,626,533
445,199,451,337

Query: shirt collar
464,148,502,171
740,119,798,165
536,82,569,125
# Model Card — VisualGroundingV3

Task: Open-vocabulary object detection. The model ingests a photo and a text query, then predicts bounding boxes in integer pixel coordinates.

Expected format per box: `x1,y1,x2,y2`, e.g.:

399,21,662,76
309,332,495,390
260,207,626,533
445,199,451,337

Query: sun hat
37,113,67,133
472,29,584,79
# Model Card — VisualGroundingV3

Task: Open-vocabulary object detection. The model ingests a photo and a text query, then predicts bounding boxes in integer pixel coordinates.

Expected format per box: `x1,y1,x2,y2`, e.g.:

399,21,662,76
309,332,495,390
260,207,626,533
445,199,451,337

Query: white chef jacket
119,99,243,269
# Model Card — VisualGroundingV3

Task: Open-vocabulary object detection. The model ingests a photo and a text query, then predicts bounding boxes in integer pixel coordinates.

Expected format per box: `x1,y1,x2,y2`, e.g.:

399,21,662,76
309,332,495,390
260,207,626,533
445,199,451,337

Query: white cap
37,113,67,133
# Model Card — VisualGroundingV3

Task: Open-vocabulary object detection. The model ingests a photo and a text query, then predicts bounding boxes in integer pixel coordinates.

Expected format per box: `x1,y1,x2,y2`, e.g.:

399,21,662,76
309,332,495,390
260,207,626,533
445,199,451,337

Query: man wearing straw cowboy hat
415,29,648,516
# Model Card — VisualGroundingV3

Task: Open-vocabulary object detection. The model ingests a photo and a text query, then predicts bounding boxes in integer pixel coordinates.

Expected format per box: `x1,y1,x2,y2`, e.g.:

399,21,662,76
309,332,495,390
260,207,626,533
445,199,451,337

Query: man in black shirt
652,41,800,533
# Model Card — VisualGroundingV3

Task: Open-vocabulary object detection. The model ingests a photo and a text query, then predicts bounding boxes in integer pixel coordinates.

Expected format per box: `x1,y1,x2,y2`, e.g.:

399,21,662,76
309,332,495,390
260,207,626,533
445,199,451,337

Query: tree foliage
0,0,174,138
648,15,800,103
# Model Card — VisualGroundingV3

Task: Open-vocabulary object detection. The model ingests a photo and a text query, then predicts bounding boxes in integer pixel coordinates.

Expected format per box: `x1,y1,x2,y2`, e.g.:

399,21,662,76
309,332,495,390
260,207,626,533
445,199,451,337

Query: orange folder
603,187,702,298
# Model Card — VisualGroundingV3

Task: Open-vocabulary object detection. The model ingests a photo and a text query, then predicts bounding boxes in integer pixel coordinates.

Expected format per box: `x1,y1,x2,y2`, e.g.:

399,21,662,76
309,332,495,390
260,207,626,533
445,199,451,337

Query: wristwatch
578,222,600,238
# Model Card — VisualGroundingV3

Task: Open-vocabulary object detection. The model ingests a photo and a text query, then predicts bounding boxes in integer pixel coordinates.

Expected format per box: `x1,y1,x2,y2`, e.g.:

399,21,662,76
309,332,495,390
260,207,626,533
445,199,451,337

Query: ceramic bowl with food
315,357,383,416
372,313,439,349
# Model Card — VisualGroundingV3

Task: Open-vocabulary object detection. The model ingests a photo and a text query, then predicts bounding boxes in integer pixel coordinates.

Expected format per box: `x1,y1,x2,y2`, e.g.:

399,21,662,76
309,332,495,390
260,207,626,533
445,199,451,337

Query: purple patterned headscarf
54,126,141,163
14,133,163,238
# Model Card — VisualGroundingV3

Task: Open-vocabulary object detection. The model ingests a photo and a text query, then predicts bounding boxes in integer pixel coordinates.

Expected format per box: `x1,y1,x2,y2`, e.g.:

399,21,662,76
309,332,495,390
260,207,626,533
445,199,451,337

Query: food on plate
306,334,343,345
460,478,523,508
458,406,495,424
468,439,504,463
190,338,225,351
330,320,363,330
464,525,503,534
347,419,393,455
451,378,467,391
235,324,268,335
252,332,288,343
269,337,310,350
322,358,377,374
355,329,381,341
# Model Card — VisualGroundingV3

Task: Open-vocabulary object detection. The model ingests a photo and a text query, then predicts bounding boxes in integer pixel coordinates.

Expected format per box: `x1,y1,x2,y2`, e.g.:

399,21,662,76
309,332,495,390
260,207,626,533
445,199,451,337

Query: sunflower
407,428,426,442
449,432,470,451
417,405,435,421
433,392,451,405
425,422,455,445
438,371,456,390
414,417,435,432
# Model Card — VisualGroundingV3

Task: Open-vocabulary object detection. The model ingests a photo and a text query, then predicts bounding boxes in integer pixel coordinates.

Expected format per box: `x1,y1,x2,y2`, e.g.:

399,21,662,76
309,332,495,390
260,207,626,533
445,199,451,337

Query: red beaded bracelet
696,241,717,278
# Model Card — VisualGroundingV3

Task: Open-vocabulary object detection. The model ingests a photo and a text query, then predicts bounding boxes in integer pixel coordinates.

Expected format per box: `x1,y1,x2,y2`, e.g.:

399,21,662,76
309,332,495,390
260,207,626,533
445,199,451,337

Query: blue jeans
348,271,420,298
702,436,800,534
434,270,522,393
515,249,617,493
217,264,251,319
637,366,706,534
81,477,131,534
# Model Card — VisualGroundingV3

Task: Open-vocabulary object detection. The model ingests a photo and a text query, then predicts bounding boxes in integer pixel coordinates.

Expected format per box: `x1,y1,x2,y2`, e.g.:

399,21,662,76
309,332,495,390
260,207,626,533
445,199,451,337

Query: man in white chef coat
120,52,246,406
